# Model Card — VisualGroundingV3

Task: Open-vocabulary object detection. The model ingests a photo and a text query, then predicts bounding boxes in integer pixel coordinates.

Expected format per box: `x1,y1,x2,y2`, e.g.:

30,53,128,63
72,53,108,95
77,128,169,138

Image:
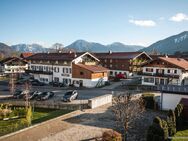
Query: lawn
172,129,188,141
0,108,71,136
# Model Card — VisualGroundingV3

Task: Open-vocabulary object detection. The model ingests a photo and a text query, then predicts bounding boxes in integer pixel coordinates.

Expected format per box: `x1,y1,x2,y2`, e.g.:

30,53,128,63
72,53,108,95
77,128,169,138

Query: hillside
140,31,188,54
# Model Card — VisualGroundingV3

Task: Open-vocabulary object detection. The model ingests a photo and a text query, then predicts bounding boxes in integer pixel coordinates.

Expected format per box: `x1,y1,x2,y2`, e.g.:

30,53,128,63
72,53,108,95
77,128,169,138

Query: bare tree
9,73,16,96
112,93,145,141
24,81,32,108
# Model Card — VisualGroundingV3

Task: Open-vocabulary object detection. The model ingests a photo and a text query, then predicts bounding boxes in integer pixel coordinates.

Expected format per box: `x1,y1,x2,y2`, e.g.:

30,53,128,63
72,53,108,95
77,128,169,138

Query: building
20,52,34,59
94,51,152,78
26,52,108,88
0,57,28,75
141,56,188,86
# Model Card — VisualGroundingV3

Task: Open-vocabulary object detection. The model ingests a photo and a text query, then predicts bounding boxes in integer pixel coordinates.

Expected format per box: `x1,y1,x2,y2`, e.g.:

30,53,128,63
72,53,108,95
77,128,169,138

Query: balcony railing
138,72,179,78
26,70,52,75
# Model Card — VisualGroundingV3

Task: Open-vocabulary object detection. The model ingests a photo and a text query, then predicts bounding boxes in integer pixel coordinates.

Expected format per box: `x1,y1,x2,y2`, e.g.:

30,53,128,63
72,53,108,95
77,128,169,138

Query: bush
167,110,176,136
102,130,122,141
147,117,168,141
142,93,155,109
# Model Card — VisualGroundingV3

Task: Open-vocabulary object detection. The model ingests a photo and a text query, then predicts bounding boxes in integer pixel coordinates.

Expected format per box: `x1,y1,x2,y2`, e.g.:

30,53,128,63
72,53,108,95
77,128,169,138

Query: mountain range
140,31,188,54
0,31,188,56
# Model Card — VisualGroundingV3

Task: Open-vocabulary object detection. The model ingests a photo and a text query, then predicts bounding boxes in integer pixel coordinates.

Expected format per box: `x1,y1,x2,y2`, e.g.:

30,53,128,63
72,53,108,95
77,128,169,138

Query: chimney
165,54,168,58
109,50,112,54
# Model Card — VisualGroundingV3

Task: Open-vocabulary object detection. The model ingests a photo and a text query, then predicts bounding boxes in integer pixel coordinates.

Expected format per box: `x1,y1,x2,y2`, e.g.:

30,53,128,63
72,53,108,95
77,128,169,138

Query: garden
0,103,71,136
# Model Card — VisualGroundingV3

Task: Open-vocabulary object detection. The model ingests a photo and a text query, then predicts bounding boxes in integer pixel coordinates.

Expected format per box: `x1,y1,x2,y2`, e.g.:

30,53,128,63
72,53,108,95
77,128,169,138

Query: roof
20,52,34,58
0,57,27,65
26,52,100,62
159,57,188,70
94,52,149,59
27,52,85,61
75,64,109,73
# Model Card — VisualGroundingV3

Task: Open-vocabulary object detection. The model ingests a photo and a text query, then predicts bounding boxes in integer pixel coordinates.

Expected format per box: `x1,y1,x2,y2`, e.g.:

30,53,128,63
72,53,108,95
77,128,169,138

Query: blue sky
0,0,188,47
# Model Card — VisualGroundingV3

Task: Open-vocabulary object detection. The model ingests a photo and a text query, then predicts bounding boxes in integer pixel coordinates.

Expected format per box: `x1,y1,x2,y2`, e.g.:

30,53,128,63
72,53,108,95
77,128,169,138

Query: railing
157,85,188,94
26,70,53,75
138,72,180,78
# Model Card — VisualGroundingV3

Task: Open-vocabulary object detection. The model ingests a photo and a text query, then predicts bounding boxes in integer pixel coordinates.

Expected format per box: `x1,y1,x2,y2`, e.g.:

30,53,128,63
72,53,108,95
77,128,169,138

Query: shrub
167,110,176,136
102,130,122,141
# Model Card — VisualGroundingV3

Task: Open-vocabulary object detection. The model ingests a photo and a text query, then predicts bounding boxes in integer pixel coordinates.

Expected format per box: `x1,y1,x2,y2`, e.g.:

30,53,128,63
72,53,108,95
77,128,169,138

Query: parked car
36,92,54,101
13,90,22,99
13,90,30,99
30,80,45,86
62,90,78,102
24,91,43,100
50,82,64,87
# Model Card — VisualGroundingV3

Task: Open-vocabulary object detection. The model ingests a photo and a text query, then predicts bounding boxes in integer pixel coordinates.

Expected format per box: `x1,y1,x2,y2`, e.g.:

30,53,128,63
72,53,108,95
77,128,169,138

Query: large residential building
94,51,152,78
141,56,188,86
26,52,108,88
0,57,28,75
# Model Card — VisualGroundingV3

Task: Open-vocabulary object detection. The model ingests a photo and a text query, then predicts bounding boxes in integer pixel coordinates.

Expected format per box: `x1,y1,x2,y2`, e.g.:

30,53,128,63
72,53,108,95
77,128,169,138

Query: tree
112,93,145,141
167,110,176,136
9,73,17,96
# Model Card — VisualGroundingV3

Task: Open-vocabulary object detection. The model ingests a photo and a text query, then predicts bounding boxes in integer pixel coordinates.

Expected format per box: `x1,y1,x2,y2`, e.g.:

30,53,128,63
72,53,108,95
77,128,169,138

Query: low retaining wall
0,100,89,110
88,94,112,109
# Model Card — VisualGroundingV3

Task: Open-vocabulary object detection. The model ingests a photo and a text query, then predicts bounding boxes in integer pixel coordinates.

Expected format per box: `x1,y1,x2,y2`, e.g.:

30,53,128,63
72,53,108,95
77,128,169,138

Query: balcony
26,70,52,75
138,72,179,78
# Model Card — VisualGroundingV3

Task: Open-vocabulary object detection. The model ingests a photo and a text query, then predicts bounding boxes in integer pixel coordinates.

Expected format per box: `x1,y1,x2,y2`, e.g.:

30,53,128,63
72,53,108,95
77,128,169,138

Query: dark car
24,91,43,100
36,92,54,101
50,82,64,87
13,90,30,99
13,90,22,99
62,90,78,102
30,80,45,86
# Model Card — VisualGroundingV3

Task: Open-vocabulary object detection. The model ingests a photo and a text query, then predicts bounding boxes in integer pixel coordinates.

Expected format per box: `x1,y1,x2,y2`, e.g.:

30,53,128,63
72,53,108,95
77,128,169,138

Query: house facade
94,51,152,78
141,57,188,86
26,52,108,88
0,57,28,75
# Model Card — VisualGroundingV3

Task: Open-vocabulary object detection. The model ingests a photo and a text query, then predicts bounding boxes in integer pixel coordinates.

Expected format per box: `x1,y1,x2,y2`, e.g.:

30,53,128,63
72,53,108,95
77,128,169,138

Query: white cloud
129,19,156,27
170,13,188,22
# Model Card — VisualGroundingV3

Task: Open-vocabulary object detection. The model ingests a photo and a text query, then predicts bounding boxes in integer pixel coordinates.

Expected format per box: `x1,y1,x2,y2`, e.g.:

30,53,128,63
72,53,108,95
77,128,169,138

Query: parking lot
0,80,113,106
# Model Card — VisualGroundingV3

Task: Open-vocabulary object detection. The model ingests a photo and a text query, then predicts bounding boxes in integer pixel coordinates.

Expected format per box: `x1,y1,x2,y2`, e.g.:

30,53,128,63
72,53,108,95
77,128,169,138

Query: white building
141,57,188,86
0,57,28,75
26,52,109,88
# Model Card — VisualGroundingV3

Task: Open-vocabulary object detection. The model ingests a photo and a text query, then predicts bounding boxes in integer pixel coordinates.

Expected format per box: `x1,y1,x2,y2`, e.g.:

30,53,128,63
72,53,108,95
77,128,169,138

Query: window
69,68,72,73
66,68,68,73
104,59,107,63
54,77,59,82
144,77,154,83
110,71,113,75
80,71,84,75
62,68,65,73
146,68,153,72
57,67,59,73
110,59,112,63
174,70,177,74
167,69,171,73
110,64,112,68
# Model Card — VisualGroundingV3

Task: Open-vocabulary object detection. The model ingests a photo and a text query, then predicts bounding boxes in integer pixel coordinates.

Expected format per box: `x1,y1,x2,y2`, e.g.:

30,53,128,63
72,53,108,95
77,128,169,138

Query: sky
0,0,188,47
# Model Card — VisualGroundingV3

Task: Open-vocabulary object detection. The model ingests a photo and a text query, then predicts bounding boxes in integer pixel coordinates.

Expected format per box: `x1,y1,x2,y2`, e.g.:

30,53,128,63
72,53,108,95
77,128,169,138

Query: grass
0,108,72,136
172,129,188,141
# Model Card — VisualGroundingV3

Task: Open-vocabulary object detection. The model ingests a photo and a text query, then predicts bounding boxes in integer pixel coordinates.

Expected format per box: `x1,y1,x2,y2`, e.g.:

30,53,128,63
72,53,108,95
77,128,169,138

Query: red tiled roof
75,64,109,73
159,57,188,70
20,52,34,58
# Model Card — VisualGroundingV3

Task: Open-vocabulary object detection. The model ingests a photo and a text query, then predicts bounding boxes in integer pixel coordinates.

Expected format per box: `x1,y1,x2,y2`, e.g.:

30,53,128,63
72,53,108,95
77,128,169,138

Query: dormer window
64,61,67,65
55,61,58,64
47,61,50,64
40,60,43,63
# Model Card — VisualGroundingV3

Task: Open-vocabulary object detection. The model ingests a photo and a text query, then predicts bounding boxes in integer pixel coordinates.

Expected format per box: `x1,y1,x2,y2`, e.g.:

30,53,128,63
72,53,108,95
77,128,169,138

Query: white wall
72,77,108,88
88,94,112,109
162,93,188,110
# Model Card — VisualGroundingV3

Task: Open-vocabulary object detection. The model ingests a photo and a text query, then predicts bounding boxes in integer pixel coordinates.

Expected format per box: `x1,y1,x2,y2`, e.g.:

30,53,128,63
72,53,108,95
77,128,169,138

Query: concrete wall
162,93,188,110
88,94,112,109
